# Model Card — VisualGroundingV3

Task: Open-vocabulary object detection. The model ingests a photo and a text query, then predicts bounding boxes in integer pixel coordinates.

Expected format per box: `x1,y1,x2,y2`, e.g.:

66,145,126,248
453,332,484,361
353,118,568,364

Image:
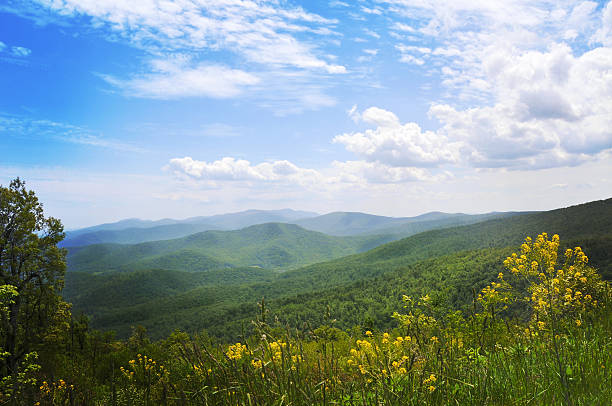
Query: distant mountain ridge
291,211,523,236
62,208,520,247
66,222,396,273
62,197,612,339
61,209,319,247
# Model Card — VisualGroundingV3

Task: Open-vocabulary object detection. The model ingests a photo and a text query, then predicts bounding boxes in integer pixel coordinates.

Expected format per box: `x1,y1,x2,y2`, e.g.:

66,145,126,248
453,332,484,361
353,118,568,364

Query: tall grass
35,234,612,405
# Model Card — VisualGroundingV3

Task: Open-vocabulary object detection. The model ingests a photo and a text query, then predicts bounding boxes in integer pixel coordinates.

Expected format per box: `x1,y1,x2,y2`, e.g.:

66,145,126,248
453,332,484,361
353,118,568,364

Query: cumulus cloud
379,1,611,101
341,43,612,173
429,43,612,169
335,107,458,167
166,157,323,185
166,155,446,188
354,2,612,170
332,160,443,183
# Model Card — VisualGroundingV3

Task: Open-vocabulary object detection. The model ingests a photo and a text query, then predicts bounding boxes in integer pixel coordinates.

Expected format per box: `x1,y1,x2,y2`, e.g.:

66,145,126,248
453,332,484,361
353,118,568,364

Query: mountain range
61,209,519,247
63,197,612,340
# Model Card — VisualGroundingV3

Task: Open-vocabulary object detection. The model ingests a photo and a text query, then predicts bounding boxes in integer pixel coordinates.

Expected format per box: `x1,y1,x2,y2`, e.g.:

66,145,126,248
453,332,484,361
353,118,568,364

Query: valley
64,198,612,340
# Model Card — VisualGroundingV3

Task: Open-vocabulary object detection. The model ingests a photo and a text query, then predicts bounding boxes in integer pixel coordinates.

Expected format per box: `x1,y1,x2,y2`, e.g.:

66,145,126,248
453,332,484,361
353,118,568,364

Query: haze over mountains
62,198,612,339
61,208,519,247
66,223,398,273
61,209,318,247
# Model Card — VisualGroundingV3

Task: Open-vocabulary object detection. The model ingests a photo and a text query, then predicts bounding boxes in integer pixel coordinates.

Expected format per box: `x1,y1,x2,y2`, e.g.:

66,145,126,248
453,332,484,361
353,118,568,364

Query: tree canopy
0,178,67,377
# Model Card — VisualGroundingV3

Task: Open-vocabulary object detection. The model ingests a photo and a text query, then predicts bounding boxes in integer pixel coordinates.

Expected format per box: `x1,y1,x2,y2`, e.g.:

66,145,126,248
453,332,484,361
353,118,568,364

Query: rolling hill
63,197,612,340
61,209,318,247
291,211,520,236
66,222,396,273
61,209,516,247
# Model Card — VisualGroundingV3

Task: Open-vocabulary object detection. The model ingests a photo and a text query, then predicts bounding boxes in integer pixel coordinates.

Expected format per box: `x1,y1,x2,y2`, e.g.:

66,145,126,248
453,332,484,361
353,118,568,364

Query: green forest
1,179,611,405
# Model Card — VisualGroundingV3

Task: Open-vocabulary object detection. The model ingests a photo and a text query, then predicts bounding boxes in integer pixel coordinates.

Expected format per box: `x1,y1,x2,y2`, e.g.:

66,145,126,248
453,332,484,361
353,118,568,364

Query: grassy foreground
3,233,611,405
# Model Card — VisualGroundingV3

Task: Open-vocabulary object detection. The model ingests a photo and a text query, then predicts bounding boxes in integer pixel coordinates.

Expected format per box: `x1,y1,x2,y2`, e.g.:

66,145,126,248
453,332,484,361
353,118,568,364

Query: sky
1,0,611,229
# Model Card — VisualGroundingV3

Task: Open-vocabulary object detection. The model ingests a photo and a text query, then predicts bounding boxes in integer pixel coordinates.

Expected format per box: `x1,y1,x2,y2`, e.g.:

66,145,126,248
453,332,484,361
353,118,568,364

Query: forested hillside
66,222,397,273
291,211,518,236
65,198,612,340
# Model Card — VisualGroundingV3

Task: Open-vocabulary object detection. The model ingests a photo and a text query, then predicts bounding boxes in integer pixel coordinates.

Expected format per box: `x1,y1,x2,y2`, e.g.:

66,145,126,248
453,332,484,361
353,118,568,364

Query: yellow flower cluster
347,331,417,379
423,374,437,392
39,379,74,397
504,233,606,330
504,234,559,278
192,364,212,375
393,335,412,348
39,381,50,395
268,340,287,362
121,354,166,383
477,275,513,316
226,342,249,360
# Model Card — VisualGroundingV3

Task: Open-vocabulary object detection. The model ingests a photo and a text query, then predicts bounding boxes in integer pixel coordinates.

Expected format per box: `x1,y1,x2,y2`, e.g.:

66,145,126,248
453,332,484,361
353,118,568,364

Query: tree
0,178,67,377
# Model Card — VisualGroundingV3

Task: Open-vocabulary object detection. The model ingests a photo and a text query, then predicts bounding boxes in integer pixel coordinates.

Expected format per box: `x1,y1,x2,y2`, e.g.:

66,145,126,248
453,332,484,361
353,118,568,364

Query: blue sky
1,0,611,228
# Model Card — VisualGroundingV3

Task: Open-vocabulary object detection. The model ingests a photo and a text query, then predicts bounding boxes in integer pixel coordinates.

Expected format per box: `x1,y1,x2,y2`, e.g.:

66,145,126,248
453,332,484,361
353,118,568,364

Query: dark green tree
0,178,66,377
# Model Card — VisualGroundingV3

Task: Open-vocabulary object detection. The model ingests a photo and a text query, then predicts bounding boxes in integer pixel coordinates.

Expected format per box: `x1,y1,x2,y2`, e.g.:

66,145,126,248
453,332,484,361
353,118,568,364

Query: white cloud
342,41,612,173
0,41,32,58
361,6,382,15
166,157,323,185
395,44,430,65
334,107,458,167
360,106,400,127
429,43,612,169
391,22,415,32
329,1,349,7
396,44,431,54
593,1,612,45
101,62,260,99
166,154,447,188
357,49,378,63
379,1,610,100
398,54,425,65
10,46,31,57
332,160,442,183
363,28,381,39
357,1,612,170
19,0,345,107
200,123,242,138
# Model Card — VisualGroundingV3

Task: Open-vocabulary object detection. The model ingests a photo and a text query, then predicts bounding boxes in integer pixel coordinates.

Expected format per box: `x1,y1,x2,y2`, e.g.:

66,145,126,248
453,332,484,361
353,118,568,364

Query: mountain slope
292,211,520,236
63,198,612,340
273,198,612,290
62,209,318,247
66,222,395,273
